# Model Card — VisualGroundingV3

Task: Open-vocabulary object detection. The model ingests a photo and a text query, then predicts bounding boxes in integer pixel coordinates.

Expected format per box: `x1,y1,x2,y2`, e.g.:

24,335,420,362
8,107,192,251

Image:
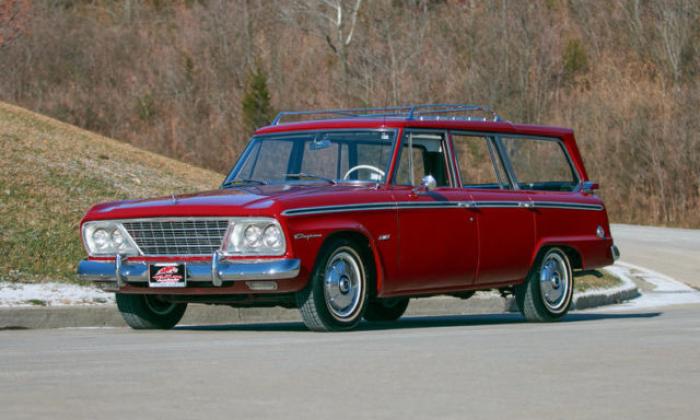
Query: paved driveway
611,224,700,289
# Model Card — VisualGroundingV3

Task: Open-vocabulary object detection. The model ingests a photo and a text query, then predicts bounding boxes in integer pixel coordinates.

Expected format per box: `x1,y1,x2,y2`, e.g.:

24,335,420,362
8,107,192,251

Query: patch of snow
603,262,700,311
0,282,114,307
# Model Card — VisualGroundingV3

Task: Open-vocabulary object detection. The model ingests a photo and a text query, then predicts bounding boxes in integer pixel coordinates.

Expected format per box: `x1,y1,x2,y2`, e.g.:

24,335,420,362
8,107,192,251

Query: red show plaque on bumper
149,263,187,288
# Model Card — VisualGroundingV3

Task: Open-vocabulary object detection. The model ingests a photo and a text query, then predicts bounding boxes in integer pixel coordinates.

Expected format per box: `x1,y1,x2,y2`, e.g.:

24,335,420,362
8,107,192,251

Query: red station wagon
78,104,620,331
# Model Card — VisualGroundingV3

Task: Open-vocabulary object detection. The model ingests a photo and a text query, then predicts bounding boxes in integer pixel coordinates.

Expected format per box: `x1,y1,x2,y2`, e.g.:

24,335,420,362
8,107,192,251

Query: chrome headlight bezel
222,218,286,256
82,221,139,257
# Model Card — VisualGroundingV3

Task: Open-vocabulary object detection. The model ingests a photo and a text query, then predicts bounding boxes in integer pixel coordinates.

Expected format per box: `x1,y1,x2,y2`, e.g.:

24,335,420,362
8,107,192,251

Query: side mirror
422,175,437,190
581,181,599,194
413,175,437,194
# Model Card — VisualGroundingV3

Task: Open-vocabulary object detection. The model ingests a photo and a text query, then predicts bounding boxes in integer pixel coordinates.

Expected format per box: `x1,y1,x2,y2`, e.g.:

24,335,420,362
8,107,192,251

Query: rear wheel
364,298,409,322
116,294,187,329
296,238,369,331
515,247,574,322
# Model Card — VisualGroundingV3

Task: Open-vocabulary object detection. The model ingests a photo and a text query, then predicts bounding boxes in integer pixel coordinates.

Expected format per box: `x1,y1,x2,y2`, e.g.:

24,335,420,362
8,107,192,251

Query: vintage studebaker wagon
78,104,619,331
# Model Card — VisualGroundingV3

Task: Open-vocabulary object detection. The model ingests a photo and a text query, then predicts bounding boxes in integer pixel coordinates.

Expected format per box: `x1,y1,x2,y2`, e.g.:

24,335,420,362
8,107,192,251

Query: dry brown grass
574,269,622,292
0,102,222,283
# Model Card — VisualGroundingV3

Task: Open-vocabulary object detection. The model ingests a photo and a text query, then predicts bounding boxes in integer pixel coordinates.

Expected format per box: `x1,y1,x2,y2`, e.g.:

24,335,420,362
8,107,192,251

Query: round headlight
244,225,262,246
263,225,282,248
112,229,125,247
92,229,110,250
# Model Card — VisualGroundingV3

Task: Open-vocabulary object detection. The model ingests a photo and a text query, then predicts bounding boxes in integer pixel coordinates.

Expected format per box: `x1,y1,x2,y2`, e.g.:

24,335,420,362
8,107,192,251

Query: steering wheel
343,165,386,181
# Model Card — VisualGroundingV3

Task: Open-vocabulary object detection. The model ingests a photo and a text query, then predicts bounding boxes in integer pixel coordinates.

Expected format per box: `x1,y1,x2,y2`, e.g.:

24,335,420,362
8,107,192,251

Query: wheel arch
319,229,384,296
529,241,583,271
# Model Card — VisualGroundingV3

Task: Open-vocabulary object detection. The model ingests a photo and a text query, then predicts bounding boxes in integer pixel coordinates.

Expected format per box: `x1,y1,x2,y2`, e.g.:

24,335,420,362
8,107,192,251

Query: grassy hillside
0,102,223,283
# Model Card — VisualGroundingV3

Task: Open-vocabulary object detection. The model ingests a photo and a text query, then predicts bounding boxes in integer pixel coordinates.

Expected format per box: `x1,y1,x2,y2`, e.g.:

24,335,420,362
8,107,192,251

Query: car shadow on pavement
176,311,662,332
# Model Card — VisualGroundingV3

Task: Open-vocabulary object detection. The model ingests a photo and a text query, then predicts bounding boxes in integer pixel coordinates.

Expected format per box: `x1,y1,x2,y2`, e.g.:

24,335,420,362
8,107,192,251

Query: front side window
500,137,579,191
394,133,451,187
452,134,509,189
225,130,396,185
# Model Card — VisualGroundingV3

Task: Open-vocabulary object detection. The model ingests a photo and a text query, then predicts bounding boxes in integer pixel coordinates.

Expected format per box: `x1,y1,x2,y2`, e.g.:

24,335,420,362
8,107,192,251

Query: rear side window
452,134,509,189
500,137,578,191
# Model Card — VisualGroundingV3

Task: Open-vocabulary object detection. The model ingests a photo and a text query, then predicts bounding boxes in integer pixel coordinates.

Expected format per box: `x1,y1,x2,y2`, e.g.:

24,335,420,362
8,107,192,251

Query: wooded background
1,0,698,227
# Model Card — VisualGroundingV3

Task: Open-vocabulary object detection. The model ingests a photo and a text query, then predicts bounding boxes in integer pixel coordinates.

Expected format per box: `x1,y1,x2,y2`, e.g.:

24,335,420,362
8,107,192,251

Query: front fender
284,216,393,295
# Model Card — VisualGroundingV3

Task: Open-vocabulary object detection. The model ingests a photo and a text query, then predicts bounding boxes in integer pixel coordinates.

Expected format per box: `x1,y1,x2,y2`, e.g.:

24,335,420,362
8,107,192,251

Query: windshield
224,130,397,186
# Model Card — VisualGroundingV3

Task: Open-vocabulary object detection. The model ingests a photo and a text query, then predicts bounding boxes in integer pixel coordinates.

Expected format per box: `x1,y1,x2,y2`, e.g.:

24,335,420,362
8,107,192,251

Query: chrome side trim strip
282,202,397,216
282,200,604,216
472,201,522,209
532,201,604,211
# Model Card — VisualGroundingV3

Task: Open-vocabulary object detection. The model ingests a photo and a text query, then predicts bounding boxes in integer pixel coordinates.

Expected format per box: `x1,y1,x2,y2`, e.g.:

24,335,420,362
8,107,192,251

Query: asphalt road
611,224,700,289
1,224,699,420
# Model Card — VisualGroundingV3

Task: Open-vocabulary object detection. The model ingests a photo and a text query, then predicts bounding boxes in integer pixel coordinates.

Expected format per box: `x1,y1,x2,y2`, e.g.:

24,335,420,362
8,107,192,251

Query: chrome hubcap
324,248,363,319
539,252,570,313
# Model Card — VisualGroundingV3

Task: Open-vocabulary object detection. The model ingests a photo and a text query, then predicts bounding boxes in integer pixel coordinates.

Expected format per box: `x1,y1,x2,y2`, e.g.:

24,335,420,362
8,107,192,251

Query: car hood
82,184,375,221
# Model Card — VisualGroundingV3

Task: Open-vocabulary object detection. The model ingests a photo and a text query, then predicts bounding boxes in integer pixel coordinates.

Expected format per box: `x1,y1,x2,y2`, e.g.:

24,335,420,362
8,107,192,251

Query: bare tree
653,0,697,83
280,0,363,96
0,0,31,49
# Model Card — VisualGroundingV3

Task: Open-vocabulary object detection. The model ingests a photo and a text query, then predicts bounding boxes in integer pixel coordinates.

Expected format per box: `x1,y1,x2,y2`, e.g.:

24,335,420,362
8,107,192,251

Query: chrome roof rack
271,104,503,125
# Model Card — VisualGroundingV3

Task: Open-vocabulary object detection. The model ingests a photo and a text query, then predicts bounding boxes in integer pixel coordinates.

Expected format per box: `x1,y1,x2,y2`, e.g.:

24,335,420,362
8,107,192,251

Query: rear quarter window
501,137,579,192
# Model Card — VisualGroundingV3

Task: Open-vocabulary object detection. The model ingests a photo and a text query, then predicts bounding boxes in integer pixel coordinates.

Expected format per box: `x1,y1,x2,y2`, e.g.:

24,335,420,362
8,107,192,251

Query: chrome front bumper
78,253,301,289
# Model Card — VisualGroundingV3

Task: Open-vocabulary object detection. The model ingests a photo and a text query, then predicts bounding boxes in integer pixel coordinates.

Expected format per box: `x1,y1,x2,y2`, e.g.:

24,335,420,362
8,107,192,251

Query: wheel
116,294,187,330
296,238,370,331
515,247,574,322
363,298,409,322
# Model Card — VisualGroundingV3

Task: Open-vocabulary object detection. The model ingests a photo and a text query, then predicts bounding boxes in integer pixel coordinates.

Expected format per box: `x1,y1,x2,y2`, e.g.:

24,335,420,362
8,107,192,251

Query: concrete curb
0,269,640,329
571,267,640,310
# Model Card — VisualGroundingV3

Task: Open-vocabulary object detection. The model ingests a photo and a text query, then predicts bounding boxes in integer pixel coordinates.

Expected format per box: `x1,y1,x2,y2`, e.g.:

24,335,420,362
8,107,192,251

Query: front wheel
116,294,187,329
296,238,370,331
515,247,574,322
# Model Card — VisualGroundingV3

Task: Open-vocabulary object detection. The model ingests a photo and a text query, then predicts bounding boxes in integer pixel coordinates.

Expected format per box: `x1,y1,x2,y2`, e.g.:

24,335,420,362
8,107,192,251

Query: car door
451,132,536,286
388,130,478,294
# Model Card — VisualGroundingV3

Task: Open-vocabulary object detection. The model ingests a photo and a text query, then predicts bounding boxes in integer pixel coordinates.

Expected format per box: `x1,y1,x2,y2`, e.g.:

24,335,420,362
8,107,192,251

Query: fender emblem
294,233,322,240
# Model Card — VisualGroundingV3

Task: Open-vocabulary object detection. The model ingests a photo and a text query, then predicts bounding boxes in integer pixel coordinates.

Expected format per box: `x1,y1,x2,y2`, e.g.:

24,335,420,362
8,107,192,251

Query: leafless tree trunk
280,0,363,98
0,0,30,50
653,0,696,83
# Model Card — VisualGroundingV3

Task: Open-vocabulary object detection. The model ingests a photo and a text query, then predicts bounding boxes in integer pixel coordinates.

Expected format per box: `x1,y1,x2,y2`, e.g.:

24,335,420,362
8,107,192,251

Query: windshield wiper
284,173,337,185
221,178,267,188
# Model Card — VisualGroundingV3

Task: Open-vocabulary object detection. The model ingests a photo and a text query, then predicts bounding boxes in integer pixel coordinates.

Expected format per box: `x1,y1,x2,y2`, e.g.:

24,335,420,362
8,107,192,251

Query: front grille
122,219,230,256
